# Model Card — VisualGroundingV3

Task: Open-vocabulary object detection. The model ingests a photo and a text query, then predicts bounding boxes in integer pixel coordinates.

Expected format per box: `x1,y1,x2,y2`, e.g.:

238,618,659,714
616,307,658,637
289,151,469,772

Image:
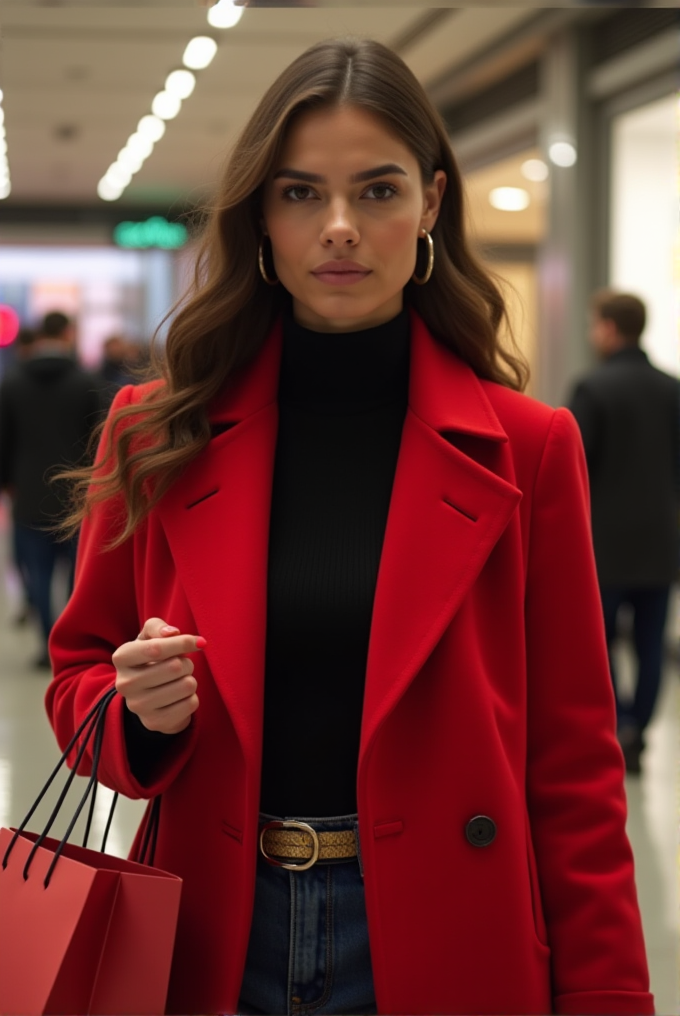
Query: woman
47,37,654,1016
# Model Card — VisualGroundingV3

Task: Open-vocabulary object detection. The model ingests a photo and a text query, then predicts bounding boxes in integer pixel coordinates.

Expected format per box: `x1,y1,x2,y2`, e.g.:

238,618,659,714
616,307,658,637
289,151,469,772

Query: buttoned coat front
47,309,654,1016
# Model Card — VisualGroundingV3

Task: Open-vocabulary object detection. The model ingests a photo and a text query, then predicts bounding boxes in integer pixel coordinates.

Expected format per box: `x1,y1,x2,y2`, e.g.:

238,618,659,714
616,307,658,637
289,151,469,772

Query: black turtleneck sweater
124,304,411,815
261,305,410,817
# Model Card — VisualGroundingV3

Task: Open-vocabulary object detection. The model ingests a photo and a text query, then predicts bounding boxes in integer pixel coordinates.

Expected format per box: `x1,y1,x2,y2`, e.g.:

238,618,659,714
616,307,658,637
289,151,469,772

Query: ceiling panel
0,5,573,208
0,5,435,204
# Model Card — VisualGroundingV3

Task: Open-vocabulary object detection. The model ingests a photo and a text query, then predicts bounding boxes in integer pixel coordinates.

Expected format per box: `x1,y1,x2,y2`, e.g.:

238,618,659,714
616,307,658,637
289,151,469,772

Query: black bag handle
2,688,161,886
40,690,116,886
138,795,162,867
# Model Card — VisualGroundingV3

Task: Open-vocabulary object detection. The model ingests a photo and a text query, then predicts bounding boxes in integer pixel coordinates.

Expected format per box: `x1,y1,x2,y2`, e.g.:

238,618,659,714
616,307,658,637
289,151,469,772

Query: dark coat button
465,815,496,847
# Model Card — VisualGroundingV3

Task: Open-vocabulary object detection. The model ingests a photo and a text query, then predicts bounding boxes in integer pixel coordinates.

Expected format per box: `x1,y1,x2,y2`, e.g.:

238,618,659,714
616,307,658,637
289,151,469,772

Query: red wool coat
47,309,654,1016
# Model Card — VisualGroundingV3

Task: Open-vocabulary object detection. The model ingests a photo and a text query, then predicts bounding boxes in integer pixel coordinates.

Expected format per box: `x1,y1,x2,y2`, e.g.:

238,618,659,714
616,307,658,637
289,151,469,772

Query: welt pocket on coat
221,820,243,844
524,816,549,948
186,488,220,510
442,498,478,523
374,820,404,839
210,422,237,439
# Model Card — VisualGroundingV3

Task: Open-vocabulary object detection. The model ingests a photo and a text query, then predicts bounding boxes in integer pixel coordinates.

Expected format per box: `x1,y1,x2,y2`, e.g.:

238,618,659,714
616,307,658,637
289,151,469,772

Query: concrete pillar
535,26,596,406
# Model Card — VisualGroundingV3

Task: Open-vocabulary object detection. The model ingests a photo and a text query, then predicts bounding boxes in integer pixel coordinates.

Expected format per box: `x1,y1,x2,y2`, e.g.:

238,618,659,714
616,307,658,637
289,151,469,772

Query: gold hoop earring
411,229,434,286
258,236,279,286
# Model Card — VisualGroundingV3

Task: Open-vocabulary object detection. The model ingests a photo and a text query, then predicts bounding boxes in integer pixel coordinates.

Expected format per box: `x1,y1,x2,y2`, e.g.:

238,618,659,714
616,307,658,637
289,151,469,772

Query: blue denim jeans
237,813,376,1016
13,523,77,649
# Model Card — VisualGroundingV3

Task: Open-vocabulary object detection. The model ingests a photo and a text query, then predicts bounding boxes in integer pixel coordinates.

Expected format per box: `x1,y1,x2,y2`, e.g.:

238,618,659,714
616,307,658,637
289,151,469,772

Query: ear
421,170,447,232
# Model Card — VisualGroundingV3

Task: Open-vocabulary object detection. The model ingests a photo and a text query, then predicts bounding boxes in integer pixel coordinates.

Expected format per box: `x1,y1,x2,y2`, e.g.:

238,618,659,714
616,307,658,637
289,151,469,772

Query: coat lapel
156,310,522,765
359,310,522,757
155,322,282,764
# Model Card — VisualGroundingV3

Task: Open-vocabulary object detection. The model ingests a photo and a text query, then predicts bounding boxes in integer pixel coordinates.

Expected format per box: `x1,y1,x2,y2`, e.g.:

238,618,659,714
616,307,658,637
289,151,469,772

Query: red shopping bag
0,688,182,1015
0,828,182,1015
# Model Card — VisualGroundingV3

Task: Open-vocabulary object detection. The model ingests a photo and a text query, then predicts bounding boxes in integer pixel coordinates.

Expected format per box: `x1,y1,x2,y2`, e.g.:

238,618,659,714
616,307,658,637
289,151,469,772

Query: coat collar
157,307,520,768
207,306,508,444
604,346,649,365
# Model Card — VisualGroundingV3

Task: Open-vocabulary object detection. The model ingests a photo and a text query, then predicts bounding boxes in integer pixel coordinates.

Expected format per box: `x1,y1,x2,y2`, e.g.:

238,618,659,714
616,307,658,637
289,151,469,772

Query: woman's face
261,104,446,333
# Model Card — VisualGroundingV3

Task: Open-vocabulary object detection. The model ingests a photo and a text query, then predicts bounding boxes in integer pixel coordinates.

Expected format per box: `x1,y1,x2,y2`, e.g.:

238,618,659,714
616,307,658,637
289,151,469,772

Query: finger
129,673,198,713
137,634,206,664
112,635,203,677
115,651,195,691
137,618,178,641
140,694,200,734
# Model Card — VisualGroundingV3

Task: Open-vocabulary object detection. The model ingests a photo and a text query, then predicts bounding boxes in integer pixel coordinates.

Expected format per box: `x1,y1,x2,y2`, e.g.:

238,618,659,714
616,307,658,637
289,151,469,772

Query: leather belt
259,820,357,871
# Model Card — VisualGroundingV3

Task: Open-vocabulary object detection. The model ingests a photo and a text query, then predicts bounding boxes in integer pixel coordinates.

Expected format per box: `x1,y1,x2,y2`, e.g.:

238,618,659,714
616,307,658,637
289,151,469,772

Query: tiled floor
0,503,678,1014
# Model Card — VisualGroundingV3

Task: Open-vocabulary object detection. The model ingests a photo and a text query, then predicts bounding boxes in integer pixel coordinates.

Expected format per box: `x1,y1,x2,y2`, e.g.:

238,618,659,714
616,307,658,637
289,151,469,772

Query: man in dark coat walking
0,311,105,668
568,290,679,773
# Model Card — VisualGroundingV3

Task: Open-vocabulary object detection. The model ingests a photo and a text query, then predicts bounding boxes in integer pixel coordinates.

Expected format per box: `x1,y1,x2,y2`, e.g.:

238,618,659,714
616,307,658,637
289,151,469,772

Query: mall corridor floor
0,507,677,1015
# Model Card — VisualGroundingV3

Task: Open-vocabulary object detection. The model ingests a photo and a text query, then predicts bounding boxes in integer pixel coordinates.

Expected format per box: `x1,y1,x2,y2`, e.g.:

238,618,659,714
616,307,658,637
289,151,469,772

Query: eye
364,183,398,201
282,185,315,202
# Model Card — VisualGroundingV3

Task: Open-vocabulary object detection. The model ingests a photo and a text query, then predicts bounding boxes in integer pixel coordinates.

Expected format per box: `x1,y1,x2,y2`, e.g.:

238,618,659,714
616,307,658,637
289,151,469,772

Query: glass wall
609,93,678,377
0,246,177,372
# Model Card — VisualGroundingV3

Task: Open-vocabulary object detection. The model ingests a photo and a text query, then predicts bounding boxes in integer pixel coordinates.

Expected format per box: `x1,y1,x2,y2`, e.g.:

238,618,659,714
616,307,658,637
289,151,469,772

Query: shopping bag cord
42,694,114,887
138,795,161,867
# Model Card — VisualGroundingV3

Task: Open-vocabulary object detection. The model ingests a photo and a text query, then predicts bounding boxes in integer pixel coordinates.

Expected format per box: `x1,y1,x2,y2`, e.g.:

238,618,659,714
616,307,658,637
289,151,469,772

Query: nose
319,199,360,247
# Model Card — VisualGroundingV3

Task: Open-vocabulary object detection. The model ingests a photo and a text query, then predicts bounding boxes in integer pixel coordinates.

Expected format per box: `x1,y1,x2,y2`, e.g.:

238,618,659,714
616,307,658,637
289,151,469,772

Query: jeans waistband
259,812,359,832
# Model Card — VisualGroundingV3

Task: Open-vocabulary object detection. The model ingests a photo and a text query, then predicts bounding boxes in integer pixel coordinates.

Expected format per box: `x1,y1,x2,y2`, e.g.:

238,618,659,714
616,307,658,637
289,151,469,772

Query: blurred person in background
569,290,679,774
5,325,37,623
99,334,144,407
15,325,37,363
0,310,106,668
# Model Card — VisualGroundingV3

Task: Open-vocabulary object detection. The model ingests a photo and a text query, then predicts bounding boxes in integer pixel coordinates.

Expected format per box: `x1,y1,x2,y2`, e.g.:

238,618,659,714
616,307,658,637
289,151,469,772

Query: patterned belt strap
261,827,357,861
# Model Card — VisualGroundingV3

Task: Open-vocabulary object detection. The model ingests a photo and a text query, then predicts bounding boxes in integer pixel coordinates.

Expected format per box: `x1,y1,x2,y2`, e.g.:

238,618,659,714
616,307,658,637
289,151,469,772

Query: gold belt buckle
259,820,320,871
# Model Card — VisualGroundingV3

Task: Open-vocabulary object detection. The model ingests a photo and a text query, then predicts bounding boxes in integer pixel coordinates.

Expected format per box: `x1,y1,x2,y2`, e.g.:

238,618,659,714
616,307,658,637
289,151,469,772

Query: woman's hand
113,617,206,735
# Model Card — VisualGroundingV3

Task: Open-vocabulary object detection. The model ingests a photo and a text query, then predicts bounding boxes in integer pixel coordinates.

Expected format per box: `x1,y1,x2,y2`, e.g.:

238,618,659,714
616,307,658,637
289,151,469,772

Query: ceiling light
97,178,122,202
137,114,166,142
521,158,549,182
0,89,3,102
489,186,530,212
0,109,4,127
207,1,244,29
165,69,196,100
0,181,10,200
117,148,145,174
126,132,154,159
152,90,182,121
105,164,132,189
0,139,6,156
548,141,577,167
183,36,218,70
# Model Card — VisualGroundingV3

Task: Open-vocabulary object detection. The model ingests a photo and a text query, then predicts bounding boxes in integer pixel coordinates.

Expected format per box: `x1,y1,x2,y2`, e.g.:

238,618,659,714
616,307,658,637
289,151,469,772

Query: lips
312,260,371,275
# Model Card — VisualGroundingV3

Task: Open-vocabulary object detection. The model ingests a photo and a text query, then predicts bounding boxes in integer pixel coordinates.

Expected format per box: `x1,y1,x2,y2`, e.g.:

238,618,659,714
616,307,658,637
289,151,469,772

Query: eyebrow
272,163,408,184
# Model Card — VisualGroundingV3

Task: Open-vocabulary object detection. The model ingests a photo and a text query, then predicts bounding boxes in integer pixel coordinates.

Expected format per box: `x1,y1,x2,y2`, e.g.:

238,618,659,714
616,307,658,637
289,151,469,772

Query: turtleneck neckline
279,300,410,412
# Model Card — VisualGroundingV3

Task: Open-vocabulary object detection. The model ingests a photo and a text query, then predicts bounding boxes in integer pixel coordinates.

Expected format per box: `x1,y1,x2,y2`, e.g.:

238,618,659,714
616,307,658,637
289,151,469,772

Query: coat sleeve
524,407,654,1015
45,383,198,800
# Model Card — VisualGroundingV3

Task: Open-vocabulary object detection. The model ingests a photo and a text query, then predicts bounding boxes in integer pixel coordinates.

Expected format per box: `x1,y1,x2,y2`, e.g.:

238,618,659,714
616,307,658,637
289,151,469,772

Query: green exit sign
113,216,188,249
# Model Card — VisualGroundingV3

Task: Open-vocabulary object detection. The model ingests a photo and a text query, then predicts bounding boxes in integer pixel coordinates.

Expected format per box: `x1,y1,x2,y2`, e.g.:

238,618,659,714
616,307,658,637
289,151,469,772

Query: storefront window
0,246,176,371
610,93,678,376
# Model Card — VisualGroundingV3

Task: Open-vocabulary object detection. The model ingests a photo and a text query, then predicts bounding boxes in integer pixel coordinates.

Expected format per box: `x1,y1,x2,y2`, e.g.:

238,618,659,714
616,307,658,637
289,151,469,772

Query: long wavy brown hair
59,35,528,548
